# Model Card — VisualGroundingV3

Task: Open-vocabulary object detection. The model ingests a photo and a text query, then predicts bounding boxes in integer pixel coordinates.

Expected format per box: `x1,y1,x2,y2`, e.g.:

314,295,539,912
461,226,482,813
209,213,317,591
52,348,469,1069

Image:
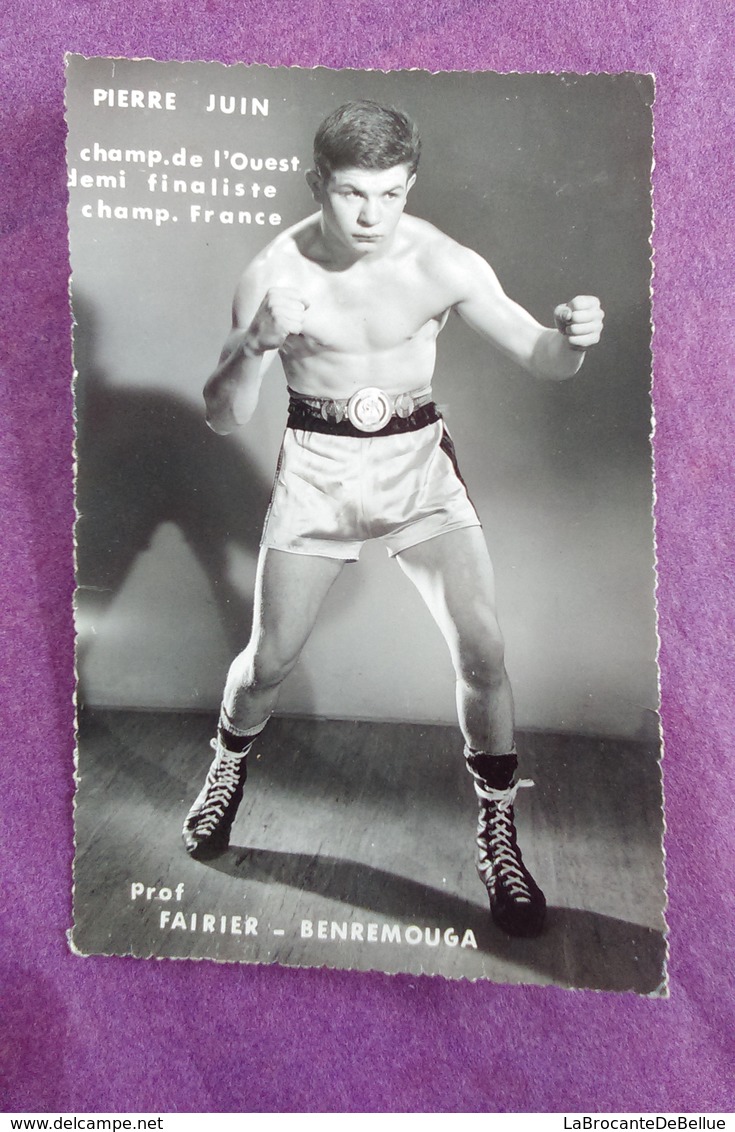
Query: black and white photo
68,58,664,992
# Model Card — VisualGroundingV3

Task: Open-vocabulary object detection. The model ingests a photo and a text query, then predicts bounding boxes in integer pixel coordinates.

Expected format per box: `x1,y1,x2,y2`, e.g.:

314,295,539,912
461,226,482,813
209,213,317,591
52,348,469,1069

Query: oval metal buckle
393,392,415,419
346,387,393,433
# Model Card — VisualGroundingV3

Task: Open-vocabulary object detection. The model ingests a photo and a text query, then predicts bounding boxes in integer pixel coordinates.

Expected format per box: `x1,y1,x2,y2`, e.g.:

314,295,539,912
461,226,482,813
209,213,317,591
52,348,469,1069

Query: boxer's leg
396,526,545,936
222,547,345,729
183,548,345,857
396,526,512,754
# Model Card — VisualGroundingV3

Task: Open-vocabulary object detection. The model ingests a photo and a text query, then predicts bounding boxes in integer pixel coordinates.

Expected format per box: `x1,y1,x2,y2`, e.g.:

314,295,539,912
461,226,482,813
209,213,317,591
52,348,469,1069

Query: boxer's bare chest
283,252,451,359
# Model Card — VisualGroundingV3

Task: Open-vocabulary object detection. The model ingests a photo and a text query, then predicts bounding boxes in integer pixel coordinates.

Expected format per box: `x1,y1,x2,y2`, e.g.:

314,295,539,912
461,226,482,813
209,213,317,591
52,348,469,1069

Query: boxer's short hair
313,101,421,180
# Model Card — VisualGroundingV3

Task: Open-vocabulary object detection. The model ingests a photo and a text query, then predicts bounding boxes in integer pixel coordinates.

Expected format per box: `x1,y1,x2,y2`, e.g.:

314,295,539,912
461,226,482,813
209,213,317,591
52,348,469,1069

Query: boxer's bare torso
252,212,455,398
204,164,601,434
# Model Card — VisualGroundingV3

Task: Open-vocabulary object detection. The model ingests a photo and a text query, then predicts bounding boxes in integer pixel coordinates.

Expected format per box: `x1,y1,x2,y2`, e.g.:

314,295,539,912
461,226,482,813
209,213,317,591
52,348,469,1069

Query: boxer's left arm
450,246,604,379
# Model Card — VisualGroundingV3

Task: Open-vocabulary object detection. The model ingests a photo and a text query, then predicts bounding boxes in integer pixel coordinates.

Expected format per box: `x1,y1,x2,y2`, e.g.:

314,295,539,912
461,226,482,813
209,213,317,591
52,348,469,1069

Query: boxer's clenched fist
248,287,309,352
554,296,604,352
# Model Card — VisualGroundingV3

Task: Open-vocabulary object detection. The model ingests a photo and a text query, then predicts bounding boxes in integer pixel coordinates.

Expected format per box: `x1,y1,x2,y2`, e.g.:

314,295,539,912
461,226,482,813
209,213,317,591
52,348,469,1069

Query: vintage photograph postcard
67,56,665,992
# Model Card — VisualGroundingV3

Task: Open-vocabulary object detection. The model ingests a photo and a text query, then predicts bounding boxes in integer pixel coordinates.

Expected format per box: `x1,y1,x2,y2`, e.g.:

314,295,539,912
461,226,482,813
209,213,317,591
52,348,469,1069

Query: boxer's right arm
203,265,307,434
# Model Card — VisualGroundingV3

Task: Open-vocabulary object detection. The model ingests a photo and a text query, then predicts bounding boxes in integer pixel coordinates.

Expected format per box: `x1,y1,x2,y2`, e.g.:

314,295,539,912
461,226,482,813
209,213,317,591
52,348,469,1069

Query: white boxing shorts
260,403,481,561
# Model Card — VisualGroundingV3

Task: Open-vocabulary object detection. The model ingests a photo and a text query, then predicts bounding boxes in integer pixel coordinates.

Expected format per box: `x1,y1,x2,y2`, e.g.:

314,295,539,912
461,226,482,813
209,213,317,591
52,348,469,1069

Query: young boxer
183,101,604,938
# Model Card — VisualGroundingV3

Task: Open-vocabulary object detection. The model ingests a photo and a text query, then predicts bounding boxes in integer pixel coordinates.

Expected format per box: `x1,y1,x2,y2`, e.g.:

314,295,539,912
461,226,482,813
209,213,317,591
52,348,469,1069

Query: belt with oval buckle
291,386,432,433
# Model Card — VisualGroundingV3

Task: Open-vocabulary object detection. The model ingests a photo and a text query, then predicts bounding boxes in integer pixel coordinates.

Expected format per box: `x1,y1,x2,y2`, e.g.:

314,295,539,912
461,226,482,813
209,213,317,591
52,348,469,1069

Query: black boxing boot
182,718,265,858
465,748,546,938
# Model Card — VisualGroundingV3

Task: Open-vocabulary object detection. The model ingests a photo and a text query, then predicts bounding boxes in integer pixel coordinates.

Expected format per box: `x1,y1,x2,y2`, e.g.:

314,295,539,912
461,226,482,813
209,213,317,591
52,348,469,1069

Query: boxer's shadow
202,845,666,994
73,292,272,697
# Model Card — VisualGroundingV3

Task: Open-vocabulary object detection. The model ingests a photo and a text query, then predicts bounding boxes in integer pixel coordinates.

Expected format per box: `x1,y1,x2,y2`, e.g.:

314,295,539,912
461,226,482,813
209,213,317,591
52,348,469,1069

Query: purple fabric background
1,0,733,1114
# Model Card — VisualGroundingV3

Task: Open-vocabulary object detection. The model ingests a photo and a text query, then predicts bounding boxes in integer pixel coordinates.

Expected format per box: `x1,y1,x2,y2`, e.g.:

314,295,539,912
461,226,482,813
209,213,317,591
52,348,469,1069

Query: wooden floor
72,709,667,994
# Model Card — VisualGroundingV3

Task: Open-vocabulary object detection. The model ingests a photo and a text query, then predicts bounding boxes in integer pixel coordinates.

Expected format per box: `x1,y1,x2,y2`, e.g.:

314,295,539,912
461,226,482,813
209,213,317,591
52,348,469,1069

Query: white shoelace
473,778,535,902
190,741,247,837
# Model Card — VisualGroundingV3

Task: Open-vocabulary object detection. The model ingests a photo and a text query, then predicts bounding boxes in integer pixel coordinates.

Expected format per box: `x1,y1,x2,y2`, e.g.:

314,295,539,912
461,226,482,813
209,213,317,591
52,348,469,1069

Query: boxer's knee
227,638,300,696
456,614,506,691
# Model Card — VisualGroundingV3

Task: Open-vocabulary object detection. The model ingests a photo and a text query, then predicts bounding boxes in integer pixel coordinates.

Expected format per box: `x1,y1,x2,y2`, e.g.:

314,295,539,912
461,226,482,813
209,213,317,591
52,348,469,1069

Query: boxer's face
307,164,416,256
